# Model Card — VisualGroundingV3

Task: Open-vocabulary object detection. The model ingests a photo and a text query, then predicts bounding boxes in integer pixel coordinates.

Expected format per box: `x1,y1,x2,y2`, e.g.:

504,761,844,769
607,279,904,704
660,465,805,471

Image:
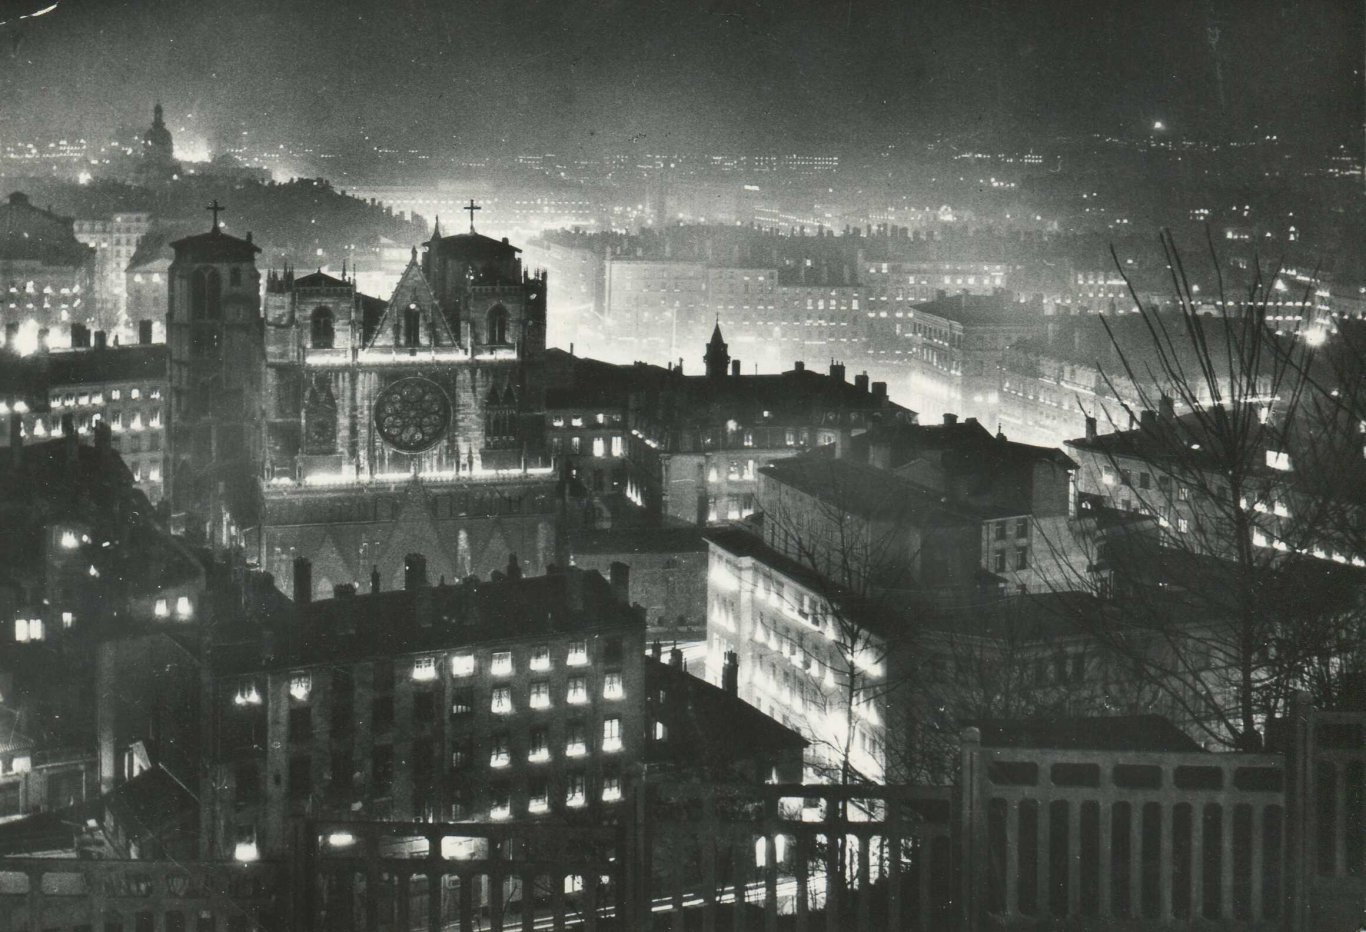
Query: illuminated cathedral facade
168,211,562,597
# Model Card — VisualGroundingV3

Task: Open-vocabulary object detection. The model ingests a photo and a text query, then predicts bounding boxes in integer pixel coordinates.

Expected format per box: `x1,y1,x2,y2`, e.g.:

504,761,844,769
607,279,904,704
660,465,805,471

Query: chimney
293,557,312,605
722,650,739,695
854,372,870,393
138,320,153,345
93,331,107,350
871,381,887,400
829,361,845,381
404,553,428,590
731,359,741,377
794,360,804,372
1140,409,1157,431
609,561,630,605
943,413,958,426
1085,415,1097,441
651,640,662,661
1159,395,1175,420
668,645,684,668
370,565,381,594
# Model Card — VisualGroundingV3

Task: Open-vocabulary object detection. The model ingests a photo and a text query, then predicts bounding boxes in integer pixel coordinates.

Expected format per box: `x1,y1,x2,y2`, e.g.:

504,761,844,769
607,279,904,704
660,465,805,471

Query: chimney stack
871,381,887,400
138,320,153,346
93,331,107,350
370,566,381,594
609,561,630,605
854,372,870,393
651,640,662,661
669,645,684,668
404,553,428,590
293,557,313,605
1085,415,1097,441
722,650,739,695
1140,409,1157,431
829,361,845,381
943,413,958,426
731,359,741,377
793,360,804,372
1159,395,1175,420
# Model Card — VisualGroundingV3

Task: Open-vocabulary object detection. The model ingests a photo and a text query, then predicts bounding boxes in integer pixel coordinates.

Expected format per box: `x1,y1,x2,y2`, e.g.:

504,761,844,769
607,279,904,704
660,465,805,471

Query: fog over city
0,2,1362,930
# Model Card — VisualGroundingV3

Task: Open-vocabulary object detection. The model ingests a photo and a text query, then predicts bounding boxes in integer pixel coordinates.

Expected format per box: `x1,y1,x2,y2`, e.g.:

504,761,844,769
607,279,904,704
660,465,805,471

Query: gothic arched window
403,304,421,348
310,306,335,349
486,305,509,345
190,268,222,320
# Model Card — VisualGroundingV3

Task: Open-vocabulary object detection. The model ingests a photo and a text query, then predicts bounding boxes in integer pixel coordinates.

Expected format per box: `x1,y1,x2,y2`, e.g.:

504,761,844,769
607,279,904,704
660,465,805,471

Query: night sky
1,0,1360,156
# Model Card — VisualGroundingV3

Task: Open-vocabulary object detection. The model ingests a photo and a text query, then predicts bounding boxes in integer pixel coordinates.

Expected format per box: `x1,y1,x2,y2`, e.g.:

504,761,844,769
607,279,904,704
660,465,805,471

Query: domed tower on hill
141,103,175,171
165,200,263,546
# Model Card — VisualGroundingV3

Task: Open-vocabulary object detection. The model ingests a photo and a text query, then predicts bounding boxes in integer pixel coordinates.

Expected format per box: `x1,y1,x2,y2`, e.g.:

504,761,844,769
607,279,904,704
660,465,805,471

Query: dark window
372,660,394,693
310,307,335,349
372,745,394,793
994,552,1007,573
190,267,222,320
403,305,421,347
994,522,1007,541
413,690,435,724
234,762,260,804
1015,547,1028,570
1139,472,1151,490
603,637,623,665
451,688,474,717
486,304,509,344
288,755,311,801
1016,518,1029,538
371,696,394,731
451,740,473,771
289,706,312,743
330,750,353,794
412,738,435,778
229,267,242,287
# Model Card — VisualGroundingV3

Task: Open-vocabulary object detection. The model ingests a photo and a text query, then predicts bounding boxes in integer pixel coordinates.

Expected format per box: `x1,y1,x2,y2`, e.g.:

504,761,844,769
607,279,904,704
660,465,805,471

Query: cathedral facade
168,213,564,598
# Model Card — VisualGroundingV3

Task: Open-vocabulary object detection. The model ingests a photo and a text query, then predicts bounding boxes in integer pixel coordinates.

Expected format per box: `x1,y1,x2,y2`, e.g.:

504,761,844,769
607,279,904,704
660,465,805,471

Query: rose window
374,377,451,453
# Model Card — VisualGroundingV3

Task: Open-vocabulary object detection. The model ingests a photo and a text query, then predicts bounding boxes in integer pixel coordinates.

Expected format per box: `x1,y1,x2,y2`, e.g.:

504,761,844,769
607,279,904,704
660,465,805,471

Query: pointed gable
366,257,458,350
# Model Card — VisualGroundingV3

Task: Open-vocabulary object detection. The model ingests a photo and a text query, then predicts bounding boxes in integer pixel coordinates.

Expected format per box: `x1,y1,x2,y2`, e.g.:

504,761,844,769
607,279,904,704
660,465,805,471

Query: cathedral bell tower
704,320,730,379
166,200,264,546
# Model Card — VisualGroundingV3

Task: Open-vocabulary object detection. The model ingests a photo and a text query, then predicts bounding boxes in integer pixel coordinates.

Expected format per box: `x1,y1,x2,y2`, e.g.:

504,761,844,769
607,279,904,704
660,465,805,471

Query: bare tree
1034,230,1366,749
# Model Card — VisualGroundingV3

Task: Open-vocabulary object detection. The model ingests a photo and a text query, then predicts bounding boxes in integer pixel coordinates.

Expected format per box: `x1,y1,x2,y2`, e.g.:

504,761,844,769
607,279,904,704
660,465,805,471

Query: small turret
704,320,730,379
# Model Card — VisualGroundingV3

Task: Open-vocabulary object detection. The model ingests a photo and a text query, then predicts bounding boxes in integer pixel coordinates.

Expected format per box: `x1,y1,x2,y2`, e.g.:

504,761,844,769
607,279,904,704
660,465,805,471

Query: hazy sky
1,0,1359,156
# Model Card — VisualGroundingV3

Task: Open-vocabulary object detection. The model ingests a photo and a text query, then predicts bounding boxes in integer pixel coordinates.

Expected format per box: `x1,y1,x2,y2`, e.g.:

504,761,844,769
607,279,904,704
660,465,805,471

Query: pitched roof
43,344,168,388
970,715,1205,752
169,225,260,263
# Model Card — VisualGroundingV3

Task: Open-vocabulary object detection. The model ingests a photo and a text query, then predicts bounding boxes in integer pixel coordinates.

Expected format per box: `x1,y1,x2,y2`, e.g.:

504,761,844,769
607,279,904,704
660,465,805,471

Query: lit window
602,717,623,752
551,415,565,427
565,774,586,808
61,612,74,629
528,782,549,813
489,736,510,768
131,388,140,400
601,774,622,802
567,641,588,666
411,657,437,682
14,618,43,642
451,652,475,677
59,530,79,549
1266,450,1292,471
233,830,260,863
110,389,121,401
592,437,605,457
603,672,624,700
530,681,551,709
234,682,262,707
490,791,511,820
491,686,513,714
289,674,312,702
530,645,551,671
491,651,514,676
567,676,588,705
154,598,169,618
565,722,587,757
1177,516,1189,533
175,596,192,618
528,727,549,763
611,436,624,457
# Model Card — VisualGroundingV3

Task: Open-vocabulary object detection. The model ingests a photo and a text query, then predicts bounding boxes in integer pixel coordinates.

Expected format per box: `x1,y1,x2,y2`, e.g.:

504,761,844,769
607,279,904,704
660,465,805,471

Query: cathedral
166,207,561,597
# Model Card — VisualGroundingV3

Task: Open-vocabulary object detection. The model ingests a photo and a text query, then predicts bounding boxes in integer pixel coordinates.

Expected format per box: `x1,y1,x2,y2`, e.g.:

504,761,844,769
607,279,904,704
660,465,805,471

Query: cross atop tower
206,199,224,231
464,198,481,233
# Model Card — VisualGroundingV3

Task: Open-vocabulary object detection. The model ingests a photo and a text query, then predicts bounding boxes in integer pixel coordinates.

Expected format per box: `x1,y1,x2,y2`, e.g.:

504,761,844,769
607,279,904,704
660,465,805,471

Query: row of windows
550,435,625,457
549,413,624,428
48,386,161,406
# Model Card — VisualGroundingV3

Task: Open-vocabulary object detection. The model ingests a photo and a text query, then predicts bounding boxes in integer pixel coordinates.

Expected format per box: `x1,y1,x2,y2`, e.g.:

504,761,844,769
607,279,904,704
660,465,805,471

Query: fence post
1283,691,1312,932
959,727,983,932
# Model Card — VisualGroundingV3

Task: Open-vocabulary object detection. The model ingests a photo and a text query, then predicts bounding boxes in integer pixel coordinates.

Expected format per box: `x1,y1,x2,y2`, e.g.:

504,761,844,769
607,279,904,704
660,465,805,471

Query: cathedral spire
704,318,730,379
432,215,442,239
